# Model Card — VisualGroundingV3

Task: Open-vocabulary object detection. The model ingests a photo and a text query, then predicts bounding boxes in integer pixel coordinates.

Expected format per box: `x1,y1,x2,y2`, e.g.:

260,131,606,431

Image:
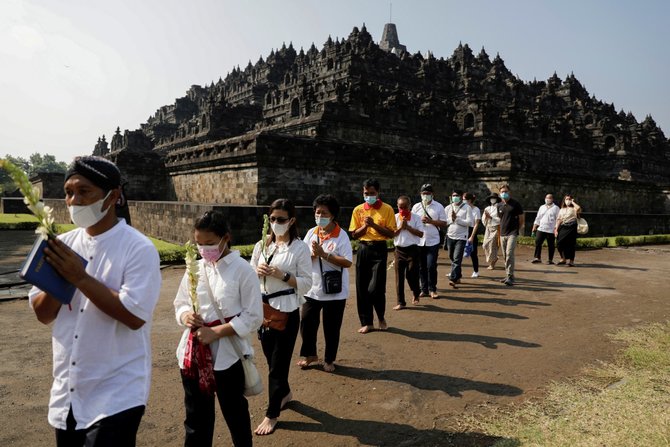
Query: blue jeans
447,238,466,281
418,244,440,293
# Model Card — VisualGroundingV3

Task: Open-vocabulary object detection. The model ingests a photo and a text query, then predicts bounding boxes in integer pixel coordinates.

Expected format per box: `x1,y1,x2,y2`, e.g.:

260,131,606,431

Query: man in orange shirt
349,179,397,334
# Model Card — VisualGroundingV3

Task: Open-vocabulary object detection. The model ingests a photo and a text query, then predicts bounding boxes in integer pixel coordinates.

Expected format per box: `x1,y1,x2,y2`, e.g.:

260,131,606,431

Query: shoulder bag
577,217,589,235
319,256,343,294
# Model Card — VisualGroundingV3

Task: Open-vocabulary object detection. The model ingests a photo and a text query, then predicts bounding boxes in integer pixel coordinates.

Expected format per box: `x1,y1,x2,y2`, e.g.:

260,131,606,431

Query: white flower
35,226,49,240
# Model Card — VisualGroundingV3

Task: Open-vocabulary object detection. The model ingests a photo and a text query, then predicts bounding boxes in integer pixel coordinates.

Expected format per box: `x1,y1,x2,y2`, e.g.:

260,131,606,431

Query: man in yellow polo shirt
349,178,397,334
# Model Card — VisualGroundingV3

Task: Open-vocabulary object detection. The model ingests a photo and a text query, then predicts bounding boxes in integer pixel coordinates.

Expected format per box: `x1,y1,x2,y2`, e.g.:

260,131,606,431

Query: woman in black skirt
554,195,582,266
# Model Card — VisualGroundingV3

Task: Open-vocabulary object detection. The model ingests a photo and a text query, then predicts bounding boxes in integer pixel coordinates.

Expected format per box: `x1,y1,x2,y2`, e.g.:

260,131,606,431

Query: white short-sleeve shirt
303,225,353,301
411,200,446,247
28,220,161,430
394,212,423,247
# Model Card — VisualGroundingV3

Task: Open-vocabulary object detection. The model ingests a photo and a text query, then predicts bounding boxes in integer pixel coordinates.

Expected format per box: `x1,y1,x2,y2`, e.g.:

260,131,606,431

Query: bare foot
280,391,293,409
393,304,405,310
378,320,388,331
358,325,374,334
255,417,277,436
297,356,319,369
412,298,420,305
323,362,335,372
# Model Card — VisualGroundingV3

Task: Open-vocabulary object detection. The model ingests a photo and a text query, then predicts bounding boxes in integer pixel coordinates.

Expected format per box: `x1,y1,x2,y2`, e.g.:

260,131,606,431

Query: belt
262,288,296,303
359,240,387,246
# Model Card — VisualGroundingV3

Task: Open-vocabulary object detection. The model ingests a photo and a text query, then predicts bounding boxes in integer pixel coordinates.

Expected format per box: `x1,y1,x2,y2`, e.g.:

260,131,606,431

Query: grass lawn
467,322,670,446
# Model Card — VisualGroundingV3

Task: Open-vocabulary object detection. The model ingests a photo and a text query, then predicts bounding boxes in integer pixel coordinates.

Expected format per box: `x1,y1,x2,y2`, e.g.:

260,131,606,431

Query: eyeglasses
269,216,289,224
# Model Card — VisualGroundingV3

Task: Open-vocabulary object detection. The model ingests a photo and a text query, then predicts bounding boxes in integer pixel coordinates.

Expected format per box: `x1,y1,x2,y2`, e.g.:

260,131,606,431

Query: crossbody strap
314,227,343,274
201,263,247,359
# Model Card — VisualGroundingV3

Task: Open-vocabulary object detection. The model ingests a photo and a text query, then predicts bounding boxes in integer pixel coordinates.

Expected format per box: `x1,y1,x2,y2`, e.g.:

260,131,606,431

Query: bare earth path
1,231,668,446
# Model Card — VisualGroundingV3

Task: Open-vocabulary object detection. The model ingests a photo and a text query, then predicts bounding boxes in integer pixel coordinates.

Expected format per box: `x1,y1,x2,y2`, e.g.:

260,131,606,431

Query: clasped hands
182,311,218,345
256,262,284,279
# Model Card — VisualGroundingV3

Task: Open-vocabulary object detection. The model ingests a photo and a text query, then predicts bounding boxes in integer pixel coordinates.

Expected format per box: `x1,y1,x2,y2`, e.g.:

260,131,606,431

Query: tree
1,153,67,195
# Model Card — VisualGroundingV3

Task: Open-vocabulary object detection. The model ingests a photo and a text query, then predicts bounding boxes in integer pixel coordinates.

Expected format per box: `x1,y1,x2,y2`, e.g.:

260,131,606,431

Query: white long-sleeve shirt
250,238,312,312
29,220,161,430
174,251,263,370
445,203,473,240
482,204,501,228
411,200,446,247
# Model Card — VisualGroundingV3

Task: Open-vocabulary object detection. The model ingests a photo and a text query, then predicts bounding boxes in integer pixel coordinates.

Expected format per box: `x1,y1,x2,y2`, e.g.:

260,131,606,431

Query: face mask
500,192,510,200
68,191,112,229
490,198,498,205
421,194,432,203
399,208,411,220
545,199,553,206
364,195,377,206
271,221,290,236
451,196,461,204
198,239,225,263
565,199,573,206
315,216,331,228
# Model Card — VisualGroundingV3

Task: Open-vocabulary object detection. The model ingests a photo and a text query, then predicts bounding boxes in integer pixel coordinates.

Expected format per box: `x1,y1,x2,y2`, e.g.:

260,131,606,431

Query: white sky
1,0,668,163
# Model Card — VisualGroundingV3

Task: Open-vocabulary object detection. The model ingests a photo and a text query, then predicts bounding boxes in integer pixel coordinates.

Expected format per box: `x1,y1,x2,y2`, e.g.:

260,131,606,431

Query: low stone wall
10,198,669,244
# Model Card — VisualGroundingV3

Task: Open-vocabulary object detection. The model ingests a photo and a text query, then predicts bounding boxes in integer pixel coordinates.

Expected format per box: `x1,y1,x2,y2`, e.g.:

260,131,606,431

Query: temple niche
93,23,670,213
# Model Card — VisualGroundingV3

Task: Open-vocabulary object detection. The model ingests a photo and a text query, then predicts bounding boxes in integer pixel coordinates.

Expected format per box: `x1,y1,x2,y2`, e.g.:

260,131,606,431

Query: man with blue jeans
411,184,446,299
445,190,473,288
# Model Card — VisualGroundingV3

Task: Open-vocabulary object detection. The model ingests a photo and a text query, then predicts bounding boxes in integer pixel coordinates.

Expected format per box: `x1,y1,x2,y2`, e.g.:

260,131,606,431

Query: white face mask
68,191,112,229
545,199,553,206
565,199,573,206
421,194,432,203
271,221,290,236
490,198,497,205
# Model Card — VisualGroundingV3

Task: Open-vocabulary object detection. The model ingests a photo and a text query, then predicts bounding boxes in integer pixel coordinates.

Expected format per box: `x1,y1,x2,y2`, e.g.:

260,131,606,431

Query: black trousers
355,242,388,326
181,360,252,447
260,308,300,419
394,245,420,305
299,297,347,364
55,405,145,447
467,229,480,272
534,230,556,261
557,223,578,261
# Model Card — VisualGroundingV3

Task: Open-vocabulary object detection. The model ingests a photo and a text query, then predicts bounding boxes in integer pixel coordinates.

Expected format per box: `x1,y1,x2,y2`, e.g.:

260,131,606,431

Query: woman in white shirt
482,193,502,269
554,195,582,266
299,194,353,372
250,198,312,436
174,210,263,447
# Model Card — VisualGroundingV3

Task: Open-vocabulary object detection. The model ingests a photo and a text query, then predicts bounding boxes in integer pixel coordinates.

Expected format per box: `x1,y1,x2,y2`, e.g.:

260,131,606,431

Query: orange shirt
349,201,397,241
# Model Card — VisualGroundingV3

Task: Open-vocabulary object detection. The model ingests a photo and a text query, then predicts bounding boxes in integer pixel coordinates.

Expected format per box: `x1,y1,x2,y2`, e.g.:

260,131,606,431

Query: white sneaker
471,272,479,278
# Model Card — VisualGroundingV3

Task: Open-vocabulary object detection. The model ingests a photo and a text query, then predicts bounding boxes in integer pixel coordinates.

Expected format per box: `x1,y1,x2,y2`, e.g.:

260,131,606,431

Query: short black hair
312,194,340,220
194,210,230,238
452,189,464,196
363,178,380,191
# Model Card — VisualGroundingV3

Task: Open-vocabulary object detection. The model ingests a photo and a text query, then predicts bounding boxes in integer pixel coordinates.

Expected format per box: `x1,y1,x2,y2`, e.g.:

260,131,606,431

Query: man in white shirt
394,195,424,309
445,189,473,288
531,193,560,264
411,184,447,299
29,156,161,447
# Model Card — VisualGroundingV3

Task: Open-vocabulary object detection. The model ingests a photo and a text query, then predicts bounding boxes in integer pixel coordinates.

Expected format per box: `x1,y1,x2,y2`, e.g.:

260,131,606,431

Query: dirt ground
1,230,669,446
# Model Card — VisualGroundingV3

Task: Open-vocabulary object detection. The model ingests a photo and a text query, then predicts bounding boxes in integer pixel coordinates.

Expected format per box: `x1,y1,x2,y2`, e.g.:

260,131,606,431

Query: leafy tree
1,153,67,195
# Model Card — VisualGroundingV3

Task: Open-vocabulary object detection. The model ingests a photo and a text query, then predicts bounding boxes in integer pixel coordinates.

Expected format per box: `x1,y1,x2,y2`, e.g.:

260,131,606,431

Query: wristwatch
282,272,291,282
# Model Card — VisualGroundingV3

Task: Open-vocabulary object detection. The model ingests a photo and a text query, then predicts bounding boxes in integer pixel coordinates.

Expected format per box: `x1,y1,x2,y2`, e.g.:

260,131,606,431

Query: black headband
65,156,121,191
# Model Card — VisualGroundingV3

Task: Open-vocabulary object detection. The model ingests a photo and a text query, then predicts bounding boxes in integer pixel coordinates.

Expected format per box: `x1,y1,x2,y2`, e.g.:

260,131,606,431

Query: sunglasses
269,216,290,224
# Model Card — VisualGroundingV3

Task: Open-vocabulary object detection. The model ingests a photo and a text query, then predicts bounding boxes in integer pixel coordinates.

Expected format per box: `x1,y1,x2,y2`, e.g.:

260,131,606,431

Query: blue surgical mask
315,216,331,228
451,196,461,204
501,192,510,200
364,195,377,206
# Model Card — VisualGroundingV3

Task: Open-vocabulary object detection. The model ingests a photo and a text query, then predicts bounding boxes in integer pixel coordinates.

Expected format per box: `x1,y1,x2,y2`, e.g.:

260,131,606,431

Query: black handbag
319,257,343,294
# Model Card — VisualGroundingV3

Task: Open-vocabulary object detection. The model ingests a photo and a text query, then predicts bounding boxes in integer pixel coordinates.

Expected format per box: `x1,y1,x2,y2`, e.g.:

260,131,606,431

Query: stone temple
92,23,670,213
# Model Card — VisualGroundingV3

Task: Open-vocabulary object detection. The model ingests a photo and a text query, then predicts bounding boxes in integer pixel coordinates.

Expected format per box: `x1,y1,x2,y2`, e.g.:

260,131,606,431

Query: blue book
19,237,87,305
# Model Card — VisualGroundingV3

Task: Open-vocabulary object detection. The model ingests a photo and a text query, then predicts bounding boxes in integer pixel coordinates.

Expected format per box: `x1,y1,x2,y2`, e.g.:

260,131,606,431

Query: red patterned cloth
181,319,222,395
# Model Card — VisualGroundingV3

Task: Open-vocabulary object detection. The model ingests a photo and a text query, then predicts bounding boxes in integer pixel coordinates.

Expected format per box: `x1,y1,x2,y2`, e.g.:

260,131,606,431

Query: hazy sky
1,0,668,163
